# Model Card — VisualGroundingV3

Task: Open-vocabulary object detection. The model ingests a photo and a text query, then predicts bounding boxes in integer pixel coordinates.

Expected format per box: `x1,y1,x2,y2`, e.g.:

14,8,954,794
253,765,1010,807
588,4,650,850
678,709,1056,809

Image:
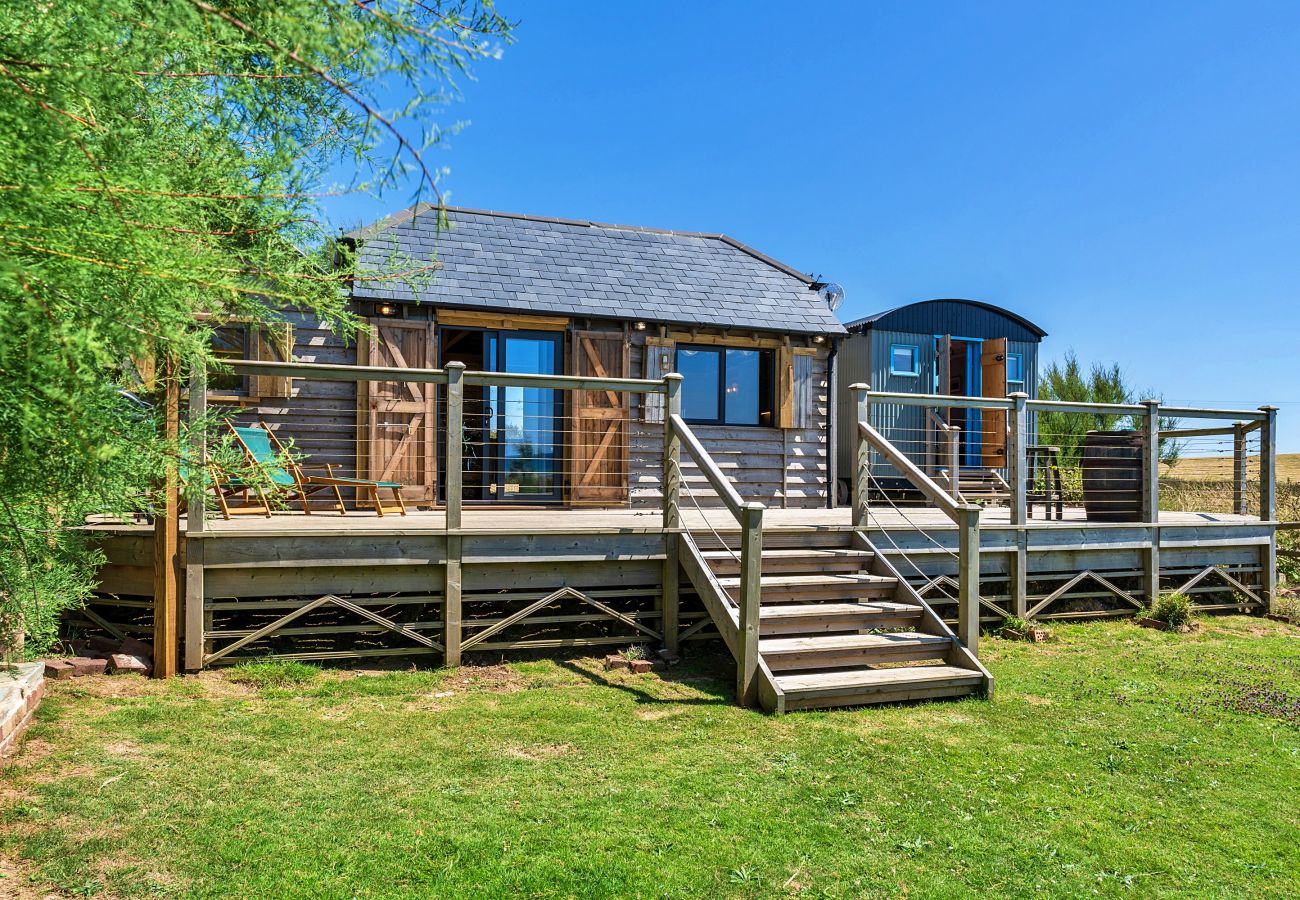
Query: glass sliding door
439,327,563,504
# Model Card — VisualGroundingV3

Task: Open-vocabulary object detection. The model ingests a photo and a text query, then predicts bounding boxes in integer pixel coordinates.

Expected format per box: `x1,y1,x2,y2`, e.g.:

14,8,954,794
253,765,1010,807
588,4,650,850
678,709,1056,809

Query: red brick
604,654,631,671
67,657,108,677
44,660,75,680
629,659,654,674
117,637,154,660
109,654,151,676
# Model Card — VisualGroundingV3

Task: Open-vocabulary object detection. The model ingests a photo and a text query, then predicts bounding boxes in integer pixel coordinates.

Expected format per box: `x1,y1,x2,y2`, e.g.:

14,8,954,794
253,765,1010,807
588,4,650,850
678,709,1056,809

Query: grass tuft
226,659,320,689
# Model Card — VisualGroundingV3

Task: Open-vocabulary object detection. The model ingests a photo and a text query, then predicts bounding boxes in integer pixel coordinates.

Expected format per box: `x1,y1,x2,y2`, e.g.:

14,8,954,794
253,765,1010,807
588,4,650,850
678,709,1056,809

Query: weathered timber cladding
627,333,830,509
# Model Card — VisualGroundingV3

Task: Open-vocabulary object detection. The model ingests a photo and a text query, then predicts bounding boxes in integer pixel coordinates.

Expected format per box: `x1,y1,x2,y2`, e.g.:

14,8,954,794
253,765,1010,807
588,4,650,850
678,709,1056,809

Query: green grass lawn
4,618,1300,899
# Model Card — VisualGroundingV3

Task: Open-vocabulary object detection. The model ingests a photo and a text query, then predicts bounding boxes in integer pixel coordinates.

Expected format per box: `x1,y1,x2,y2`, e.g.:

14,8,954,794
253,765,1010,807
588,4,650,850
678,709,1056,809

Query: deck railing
850,383,1281,620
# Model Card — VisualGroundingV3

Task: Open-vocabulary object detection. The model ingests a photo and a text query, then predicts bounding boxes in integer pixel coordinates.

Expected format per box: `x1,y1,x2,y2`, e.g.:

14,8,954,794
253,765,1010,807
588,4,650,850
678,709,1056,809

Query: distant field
1163,453,1300,482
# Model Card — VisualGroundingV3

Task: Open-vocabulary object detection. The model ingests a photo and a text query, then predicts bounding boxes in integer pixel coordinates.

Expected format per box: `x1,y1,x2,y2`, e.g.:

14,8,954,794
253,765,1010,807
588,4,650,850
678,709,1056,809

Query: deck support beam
956,505,981,656
662,374,683,654
444,362,465,665
736,502,763,707
183,363,207,672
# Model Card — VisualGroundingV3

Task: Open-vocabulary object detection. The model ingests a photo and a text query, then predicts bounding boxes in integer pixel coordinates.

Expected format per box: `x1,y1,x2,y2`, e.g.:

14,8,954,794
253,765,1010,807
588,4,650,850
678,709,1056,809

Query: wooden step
775,664,985,710
759,632,952,671
703,548,873,577
759,601,921,635
717,573,897,603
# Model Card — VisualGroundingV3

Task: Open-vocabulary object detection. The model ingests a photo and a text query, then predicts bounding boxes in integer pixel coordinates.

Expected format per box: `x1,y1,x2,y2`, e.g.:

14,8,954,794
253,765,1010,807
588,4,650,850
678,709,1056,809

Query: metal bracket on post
850,383,871,528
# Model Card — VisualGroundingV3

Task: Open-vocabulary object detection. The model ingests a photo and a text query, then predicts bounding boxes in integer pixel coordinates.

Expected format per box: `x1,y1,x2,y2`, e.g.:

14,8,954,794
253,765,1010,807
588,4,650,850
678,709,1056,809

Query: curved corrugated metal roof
845,298,1048,339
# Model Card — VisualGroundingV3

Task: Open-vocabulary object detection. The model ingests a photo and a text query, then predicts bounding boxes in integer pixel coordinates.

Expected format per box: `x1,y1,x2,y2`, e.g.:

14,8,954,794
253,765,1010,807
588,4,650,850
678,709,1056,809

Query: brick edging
0,664,45,758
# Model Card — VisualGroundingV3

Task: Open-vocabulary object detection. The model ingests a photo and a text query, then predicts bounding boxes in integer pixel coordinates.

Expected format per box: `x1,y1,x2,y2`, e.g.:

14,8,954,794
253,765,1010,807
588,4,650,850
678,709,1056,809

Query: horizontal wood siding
628,334,830,509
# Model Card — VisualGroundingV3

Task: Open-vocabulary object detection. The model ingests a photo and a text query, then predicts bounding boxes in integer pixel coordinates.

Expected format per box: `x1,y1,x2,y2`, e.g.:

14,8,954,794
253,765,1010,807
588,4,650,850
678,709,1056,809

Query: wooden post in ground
736,502,764,707
1141,400,1161,606
661,374,683,654
956,504,981,656
850,383,871,528
183,362,206,672
1259,405,1279,613
1233,422,1249,516
152,355,180,678
1008,392,1029,617
443,362,465,666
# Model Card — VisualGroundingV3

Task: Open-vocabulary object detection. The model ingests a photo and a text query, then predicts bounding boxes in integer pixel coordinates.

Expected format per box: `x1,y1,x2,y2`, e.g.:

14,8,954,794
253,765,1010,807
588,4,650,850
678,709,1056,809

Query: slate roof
348,205,846,336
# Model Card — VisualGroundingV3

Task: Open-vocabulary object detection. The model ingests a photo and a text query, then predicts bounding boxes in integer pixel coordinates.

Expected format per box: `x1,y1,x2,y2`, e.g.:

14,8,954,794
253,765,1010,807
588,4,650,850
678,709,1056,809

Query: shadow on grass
554,648,734,707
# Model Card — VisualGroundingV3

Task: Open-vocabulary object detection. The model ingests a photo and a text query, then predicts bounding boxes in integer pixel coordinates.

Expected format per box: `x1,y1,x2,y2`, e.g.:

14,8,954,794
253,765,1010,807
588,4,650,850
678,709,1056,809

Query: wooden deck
85,504,1267,536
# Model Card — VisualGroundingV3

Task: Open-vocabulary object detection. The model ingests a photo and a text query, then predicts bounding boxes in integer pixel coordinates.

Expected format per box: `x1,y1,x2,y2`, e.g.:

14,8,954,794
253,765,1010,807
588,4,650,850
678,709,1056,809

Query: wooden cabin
226,206,845,510
833,299,1048,501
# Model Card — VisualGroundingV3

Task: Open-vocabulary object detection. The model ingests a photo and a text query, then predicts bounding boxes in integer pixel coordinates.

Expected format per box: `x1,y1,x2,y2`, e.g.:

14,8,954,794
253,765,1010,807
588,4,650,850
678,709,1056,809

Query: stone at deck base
44,660,75,680
109,654,151,676
67,657,108,677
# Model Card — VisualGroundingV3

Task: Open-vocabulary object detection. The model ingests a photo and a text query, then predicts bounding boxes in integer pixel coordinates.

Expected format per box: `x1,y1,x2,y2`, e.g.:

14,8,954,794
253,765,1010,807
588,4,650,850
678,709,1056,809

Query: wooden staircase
682,531,992,713
938,467,1013,505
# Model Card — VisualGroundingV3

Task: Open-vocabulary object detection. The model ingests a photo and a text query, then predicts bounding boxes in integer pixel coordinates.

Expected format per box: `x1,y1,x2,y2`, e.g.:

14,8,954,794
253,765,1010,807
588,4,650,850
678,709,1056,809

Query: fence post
443,362,465,666
1259,406,1278,522
850,383,871,528
1008,391,1029,617
1260,405,1279,614
1232,422,1249,516
183,362,207,672
152,354,180,679
946,425,961,501
956,504,981,656
1141,399,1161,606
736,501,764,707
661,374,683,654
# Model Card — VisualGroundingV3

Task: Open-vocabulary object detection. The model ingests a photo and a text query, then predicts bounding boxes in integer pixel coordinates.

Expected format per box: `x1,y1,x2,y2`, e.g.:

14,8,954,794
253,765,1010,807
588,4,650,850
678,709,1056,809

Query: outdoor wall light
375,302,399,317
633,321,648,331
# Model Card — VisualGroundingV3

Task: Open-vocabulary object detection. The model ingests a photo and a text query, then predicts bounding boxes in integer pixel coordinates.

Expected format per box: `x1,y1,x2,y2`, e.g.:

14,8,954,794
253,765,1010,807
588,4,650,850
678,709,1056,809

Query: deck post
662,374,683,653
956,504,981,656
1259,405,1279,613
1141,400,1162,605
1008,392,1029,617
183,361,206,671
946,426,961,501
443,362,465,665
152,354,180,678
737,502,764,707
1232,422,1249,516
850,383,870,527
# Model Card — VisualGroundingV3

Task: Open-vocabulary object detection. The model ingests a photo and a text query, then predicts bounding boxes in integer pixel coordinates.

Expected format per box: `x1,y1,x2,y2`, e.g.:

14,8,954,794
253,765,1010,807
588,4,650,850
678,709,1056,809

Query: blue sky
326,1,1300,450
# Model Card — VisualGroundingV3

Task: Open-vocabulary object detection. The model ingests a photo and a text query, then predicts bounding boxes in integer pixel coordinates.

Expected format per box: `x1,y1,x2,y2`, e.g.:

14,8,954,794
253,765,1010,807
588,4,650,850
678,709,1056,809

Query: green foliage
619,644,649,661
1149,592,1195,628
0,3,510,654
1038,350,1182,478
228,659,321,688
997,615,1031,635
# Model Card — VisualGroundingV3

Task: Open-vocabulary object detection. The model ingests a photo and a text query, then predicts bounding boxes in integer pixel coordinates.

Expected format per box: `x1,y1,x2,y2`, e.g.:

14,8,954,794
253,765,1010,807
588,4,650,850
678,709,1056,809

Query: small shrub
997,616,1030,636
1273,592,1300,621
619,644,649,661
228,660,320,688
1150,592,1194,628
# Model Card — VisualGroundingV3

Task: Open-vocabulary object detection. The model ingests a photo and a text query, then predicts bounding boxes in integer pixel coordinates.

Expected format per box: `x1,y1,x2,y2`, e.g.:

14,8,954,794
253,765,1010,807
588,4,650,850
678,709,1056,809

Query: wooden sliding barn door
981,337,1009,468
358,319,436,505
569,331,630,505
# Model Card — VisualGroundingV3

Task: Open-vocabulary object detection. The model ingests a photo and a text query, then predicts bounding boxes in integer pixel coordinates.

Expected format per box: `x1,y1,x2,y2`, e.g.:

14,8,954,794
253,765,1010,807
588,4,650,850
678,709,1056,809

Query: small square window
1007,352,1025,385
890,344,920,377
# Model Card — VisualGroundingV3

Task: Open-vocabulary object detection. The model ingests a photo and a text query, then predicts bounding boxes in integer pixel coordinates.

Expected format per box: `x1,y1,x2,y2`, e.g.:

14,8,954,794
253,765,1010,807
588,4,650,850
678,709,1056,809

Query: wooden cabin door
359,319,436,505
569,331,630,505
980,337,1009,468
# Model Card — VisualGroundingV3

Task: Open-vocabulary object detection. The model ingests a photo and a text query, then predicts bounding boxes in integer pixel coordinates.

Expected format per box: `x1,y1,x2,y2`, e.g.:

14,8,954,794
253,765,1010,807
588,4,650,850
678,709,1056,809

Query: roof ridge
348,203,815,285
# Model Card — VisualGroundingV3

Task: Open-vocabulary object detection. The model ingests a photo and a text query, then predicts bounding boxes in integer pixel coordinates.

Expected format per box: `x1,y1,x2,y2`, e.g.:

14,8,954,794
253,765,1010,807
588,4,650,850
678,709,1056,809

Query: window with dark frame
209,324,250,396
676,345,775,426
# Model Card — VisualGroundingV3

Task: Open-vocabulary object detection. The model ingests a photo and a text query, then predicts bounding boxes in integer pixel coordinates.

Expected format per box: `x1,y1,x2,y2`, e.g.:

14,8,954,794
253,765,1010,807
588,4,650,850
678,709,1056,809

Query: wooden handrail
858,421,968,522
668,413,747,519
225,358,665,394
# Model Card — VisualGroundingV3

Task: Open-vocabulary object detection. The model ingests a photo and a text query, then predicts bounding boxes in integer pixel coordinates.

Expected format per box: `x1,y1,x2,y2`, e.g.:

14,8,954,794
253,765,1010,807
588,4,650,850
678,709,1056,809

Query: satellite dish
818,282,845,312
